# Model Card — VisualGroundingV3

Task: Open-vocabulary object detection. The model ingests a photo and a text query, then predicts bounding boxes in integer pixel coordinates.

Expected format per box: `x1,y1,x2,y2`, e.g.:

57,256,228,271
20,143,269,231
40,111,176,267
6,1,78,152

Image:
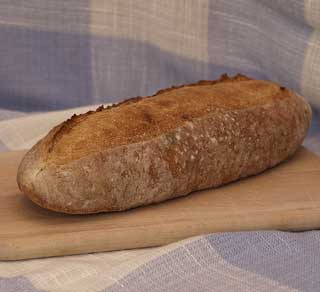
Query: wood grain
1,147,320,260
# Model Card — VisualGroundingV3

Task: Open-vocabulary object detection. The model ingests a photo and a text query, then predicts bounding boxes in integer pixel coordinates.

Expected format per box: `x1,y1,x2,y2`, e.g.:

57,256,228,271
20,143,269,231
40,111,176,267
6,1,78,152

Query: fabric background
0,1,319,291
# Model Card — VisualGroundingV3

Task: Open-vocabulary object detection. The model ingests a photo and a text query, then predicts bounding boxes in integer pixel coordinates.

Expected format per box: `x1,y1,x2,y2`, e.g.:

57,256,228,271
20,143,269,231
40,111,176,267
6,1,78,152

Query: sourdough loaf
17,74,312,214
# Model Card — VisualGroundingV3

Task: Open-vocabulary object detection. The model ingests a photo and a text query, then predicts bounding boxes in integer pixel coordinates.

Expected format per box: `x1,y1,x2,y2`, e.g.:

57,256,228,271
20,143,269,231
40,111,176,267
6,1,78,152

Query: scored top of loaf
38,74,290,165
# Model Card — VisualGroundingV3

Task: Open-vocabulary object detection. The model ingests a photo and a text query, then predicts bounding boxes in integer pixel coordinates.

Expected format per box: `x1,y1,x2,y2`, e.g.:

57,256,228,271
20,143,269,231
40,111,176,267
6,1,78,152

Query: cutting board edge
3,208,320,261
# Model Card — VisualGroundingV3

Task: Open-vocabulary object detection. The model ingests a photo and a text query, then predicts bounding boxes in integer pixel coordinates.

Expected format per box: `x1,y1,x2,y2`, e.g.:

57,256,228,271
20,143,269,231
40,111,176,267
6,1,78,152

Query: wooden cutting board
0,147,320,261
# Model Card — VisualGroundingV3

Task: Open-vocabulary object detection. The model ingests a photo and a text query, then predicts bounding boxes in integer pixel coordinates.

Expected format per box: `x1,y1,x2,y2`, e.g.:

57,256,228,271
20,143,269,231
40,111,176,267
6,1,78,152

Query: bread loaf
17,74,312,214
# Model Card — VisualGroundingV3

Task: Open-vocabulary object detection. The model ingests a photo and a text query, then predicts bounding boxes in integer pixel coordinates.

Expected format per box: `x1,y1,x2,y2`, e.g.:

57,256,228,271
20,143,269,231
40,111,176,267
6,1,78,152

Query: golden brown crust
44,74,250,163
17,74,312,214
40,74,290,165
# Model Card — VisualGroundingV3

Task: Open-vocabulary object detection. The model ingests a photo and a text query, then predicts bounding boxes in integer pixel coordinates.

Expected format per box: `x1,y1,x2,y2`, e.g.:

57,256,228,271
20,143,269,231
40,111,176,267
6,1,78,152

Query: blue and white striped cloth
0,1,319,291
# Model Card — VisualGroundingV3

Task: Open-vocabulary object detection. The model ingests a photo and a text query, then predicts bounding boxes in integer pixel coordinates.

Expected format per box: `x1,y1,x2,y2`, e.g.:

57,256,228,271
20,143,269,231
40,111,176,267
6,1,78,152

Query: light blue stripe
208,0,312,95
207,231,320,292
0,12,92,112
0,276,43,292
